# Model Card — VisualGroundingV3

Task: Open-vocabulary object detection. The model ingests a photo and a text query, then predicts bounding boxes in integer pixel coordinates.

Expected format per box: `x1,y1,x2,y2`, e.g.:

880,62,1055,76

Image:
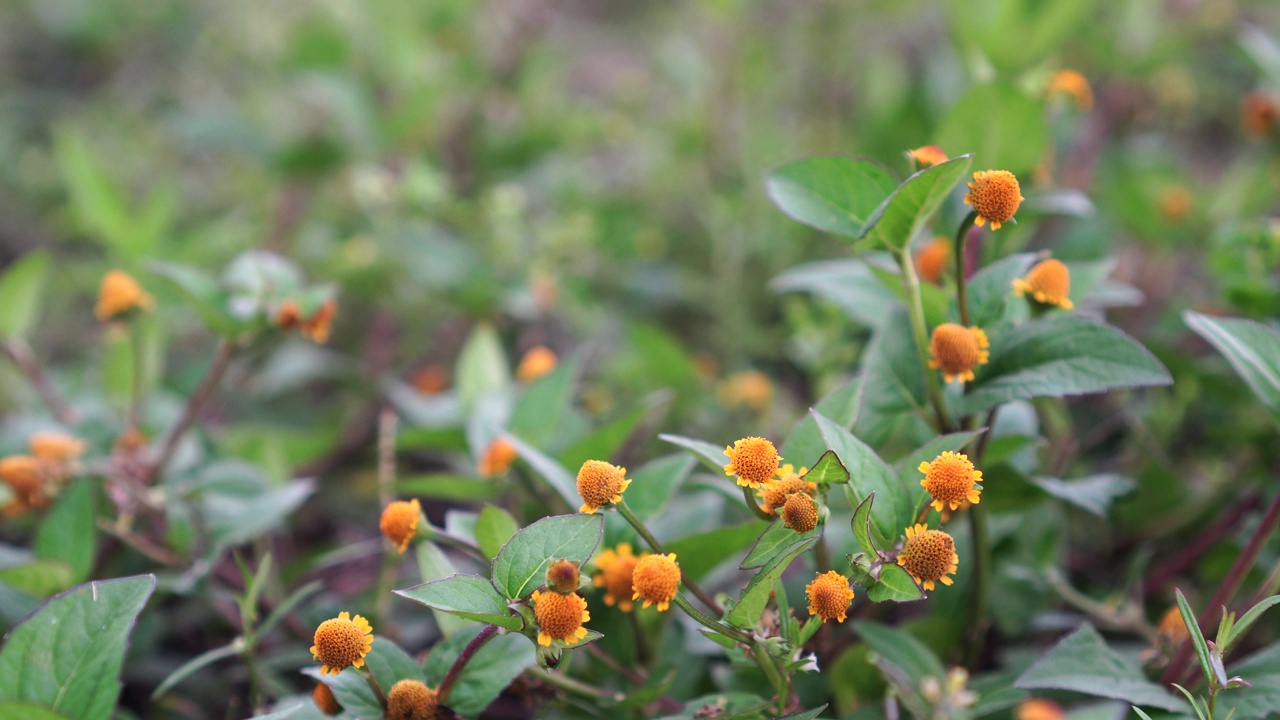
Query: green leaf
197,462,314,548
776,706,828,720
726,537,817,629
501,434,579,508
1014,623,1188,711
152,643,242,699
456,323,510,409
413,542,470,638
861,154,974,252
741,521,818,570
658,434,728,475
959,253,1037,331
220,251,303,322
0,575,156,719
665,523,762,581
850,494,879,558
804,450,850,485
303,666,382,719
622,454,695,522
0,702,69,720
397,474,501,502
1027,474,1136,517
959,315,1172,415
0,251,50,338
1221,595,1280,654
244,706,303,720
861,307,928,417
935,83,1050,172
0,562,74,598
508,359,575,448
394,575,522,631
813,412,908,548
559,405,651,471
1184,312,1280,421
52,126,134,258
475,506,520,561
361,639,424,694
866,563,925,603
771,259,901,328
34,481,96,584
765,156,899,238
491,514,603,600
147,261,239,337
422,628,535,719
855,621,946,684
1176,589,1214,690
781,377,863,468
657,692,770,720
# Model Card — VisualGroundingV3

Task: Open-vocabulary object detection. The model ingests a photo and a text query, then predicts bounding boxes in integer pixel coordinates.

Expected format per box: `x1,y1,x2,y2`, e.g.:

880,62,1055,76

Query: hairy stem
438,624,499,703
898,248,953,433
742,485,775,522
617,499,723,615
671,593,751,645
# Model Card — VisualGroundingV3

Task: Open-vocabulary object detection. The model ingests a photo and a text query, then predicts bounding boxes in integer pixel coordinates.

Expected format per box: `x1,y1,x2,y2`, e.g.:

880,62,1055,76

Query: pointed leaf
804,450,850,485
1176,589,1214,690
475,506,520,561
623,454,695,521
394,575,522,631
422,627,535,719
856,621,946,683
861,155,974,251
812,412,908,548
766,156,899,238
658,434,729,475
850,494,879,558
0,251,51,338
726,537,818,629
1028,475,1136,517
1185,312,1280,421
741,521,818,570
866,563,925,603
1221,595,1280,654
502,434,578,508
33,481,96,584
491,514,603,600
781,377,863,468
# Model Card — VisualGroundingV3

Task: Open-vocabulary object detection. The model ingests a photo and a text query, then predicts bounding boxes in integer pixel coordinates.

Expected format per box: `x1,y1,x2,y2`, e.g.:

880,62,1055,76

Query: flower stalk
616,499,723,614
438,623,499,704
898,247,953,433
954,210,979,327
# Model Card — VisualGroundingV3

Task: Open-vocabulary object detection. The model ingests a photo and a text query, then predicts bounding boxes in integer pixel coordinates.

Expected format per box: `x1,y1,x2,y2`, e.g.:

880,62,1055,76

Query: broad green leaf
508,360,576,448
0,562,74,598
501,434,579,508
866,563,925,603
397,474,501,502
656,692,770,720
1221,595,1280,654
950,1,1097,73
771,259,901,328
52,126,134,257
559,405,650,471
861,154,974,252
860,307,928,417
0,251,50,338
475,506,519,560
658,433,728,475
765,156,899,238
935,83,1049,172
220,251,303,322
34,480,96,584
422,628,535,719
147,261,239,337
813,412,908,548
413,542,470,638
781,377,863,468
303,666,382,719
959,253,1037,331
1184,312,1280,421
198,462,314,548
850,494,878,558
0,575,156,719
394,575,522,631
1027,475,1135,517
1176,590,1214,691
361,639,424,694
0,583,38,628
855,622,946,684
1014,623,1187,711
805,450,850,485
0,702,68,720
623,454,695,521
959,315,1172,415
726,537,817,629
776,705,828,720
491,514,603,600
665,523,761,581
741,521,818,570
456,324,510,409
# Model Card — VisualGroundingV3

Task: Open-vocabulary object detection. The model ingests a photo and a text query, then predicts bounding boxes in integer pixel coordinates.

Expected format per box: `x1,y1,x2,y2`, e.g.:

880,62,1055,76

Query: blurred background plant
1,0,1280,719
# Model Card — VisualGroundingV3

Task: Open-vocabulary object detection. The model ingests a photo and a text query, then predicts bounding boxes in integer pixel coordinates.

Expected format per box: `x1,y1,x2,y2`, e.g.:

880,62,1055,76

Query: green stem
898,248,953,433
671,593,751,645
742,485,775,521
527,665,623,702
126,320,146,433
617,499,724,615
627,609,651,667
374,409,397,631
815,532,831,574
954,210,979,327
438,624,498,704
752,637,789,713
963,502,991,668
360,667,387,708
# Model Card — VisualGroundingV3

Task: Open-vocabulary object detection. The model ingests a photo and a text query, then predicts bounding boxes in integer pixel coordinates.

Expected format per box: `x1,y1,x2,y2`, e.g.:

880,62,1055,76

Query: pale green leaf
0,251,51,338
34,481,96,584
861,155,974,252
726,537,817,629
395,574,522,631
866,563,924,603
1184,311,1280,421
935,83,1049,172
765,156,899,238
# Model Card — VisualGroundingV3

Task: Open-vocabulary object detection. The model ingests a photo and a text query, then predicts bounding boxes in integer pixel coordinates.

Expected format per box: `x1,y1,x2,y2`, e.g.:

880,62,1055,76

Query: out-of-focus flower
907,145,949,168
379,499,421,554
915,237,951,285
478,438,518,477
592,544,639,611
516,346,557,383
96,271,153,321
1047,70,1093,109
1013,259,1075,310
632,553,680,611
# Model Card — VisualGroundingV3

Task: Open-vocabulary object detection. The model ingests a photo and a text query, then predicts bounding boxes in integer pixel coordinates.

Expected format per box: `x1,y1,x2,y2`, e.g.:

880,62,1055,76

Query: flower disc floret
576,460,631,513
1013,259,1074,310
380,499,421,554
805,571,854,623
532,590,590,646
781,493,819,533
310,612,374,675
546,560,581,594
964,170,1024,230
919,451,982,512
386,679,439,720
757,465,815,514
897,524,959,592
632,553,681,611
723,436,781,489
592,544,639,611
928,324,990,383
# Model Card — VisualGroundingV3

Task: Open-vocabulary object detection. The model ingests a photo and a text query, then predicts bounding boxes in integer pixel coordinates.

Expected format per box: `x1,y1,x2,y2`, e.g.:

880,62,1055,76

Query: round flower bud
531,590,590,646
592,544,639,611
964,170,1024,230
386,679,439,720
310,612,374,675
757,465,815,515
312,683,342,716
928,324,990,383
780,493,819,534
517,346,558,383
576,460,630,514
96,270,154,321
545,559,581,594
380,499,421,554
805,571,854,623
478,438,517,477
631,553,681,612
1013,259,1074,310
919,451,982,513
723,436,781,489
897,524,959,592
915,237,951,285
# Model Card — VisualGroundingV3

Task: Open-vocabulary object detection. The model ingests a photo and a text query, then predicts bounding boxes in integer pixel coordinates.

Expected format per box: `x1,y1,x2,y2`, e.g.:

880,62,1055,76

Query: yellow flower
907,145,949,168
918,451,982,513
379,499,421,554
575,460,630,514
545,559,581,594
915,237,951,285
516,346,558,383
310,612,374,675
1016,699,1066,720
1013,259,1074,310
780,493,819,533
723,436,781,489
532,590,590,646
29,432,86,464
478,438,518,477
928,323,990,383
964,170,1024,230
95,270,153,321
631,553,680,611
592,544,639,611
805,570,854,623
312,683,342,716
0,455,50,510
1046,70,1093,110
386,679,439,720
897,524,959,592
757,465,815,515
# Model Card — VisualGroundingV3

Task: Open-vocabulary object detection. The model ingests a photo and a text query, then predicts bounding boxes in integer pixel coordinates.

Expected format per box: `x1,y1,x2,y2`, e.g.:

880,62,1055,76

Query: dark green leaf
362,639,424,693
0,251,50,338
423,628,535,719
152,643,241,699
198,463,314,548
1176,590,1214,690
813,412,908,548
1185,312,1280,421
655,692,770,720
623,454,695,522
1027,475,1136,517
771,259,900,328
491,514,603,600
765,156,899,238
413,543,470,638
658,434,728,475
34,481,95,584
1221,595,1280,654
244,706,303,720
147,261,238,336
394,575,522,631
508,360,576,448
501,434,578,508
855,621,946,684
397,474,501,502
741,521,817,570
861,307,928,417
850,494,878,559
559,405,651,471
475,506,520,561
805,450,850,485
935,83,1049,172
303,666,382,719
665,523,762,581
781,378,863,468
866,563,925,603
775,706,828,720
861,155,974,252
959,253,1036,331
0,575,156,719
726,537,817,629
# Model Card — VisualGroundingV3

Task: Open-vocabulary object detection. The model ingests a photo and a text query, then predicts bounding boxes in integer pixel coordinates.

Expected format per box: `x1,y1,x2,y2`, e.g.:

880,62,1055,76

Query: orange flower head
1013,259,1074,310
928,324,990,383
312,683,342,716
576,460,630,514
907,145,949,168
516,346,558,383
276,301,302,329
29,432,86,464
915,237,951,285
964,170,1024,230
717,370,774,411
411,365,450,394
379,499,421,554
1243,92,1280,138
805,570,854,623
310,612,374,675
897,524,959,592
781,493,819,533
531,590,590,646
631,553,680,611
1016,699,1066,720
301,298,337,344
0,455,48,507
757,464,815,514
592,544,640,611
918,451,983,512
1157,605,1190,645
386,679,438,720
546,560,581,594
96,270,154,321
478,438,518,477
723,436,781,489
1046,70,1093,110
